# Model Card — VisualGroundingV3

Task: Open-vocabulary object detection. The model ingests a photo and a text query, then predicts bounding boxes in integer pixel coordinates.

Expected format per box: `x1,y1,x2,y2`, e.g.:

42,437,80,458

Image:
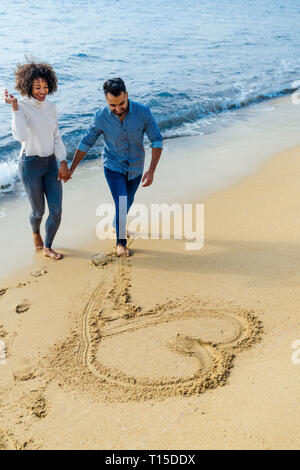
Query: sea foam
0,159,19,194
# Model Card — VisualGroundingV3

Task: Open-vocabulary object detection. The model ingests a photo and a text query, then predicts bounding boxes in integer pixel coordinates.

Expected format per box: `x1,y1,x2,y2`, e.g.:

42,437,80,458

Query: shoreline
2,93,300,280
0,143,300,449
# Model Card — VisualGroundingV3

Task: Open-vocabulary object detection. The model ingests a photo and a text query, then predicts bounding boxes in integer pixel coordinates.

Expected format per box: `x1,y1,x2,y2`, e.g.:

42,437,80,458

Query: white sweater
11,96,67,161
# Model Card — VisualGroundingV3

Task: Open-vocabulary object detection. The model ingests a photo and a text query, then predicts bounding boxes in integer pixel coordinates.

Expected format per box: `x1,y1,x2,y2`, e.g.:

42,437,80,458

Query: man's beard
114,109,126,116
113,103,128,116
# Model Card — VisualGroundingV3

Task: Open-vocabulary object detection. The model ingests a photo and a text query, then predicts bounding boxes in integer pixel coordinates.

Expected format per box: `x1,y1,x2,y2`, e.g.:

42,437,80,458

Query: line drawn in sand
48,241,264,402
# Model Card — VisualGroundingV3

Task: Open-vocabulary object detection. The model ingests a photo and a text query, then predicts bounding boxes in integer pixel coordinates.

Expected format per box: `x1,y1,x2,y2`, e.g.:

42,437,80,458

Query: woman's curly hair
14,62,58,96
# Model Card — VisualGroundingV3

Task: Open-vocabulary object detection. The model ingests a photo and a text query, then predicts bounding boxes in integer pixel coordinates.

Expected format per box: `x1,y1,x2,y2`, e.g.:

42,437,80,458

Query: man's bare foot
116,244,131,257
33,233,44,251
43,247,63,260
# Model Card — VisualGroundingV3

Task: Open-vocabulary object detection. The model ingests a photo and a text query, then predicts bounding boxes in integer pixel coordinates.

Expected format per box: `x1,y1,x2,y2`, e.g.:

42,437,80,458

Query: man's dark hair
103,78,126,96
14,61,58,97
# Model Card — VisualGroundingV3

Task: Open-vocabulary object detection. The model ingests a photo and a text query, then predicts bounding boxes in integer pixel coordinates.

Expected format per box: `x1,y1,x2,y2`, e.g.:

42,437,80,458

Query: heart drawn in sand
46,255,263,402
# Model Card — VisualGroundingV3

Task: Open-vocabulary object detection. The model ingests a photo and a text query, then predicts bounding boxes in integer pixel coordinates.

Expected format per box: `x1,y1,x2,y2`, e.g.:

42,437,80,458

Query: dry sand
1,146,300,450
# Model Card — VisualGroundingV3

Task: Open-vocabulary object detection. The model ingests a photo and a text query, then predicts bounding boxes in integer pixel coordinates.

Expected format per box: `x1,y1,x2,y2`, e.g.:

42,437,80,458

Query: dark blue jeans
19,154,62,249
104,166,142,247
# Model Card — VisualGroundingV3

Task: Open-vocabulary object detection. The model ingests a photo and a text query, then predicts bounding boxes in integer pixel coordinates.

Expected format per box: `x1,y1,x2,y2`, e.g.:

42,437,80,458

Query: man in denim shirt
68,78,163,256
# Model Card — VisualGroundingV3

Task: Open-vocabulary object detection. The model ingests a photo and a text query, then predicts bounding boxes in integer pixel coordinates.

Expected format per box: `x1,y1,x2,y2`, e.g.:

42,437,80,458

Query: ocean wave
0,85,296,195
0,159,20,195
156,86,295,131
60,85,297,156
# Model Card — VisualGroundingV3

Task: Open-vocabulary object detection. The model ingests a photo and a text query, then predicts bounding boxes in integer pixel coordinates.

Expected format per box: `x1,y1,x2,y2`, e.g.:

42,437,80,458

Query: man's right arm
69,111,102,177
70,149,87,175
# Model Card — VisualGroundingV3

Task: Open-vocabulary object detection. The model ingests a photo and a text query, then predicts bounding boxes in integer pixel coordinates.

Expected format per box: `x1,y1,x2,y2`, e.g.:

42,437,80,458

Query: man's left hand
142,169,154,187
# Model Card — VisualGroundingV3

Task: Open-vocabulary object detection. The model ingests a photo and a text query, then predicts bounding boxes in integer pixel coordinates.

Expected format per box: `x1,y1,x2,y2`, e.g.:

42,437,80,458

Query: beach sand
1,142,300,450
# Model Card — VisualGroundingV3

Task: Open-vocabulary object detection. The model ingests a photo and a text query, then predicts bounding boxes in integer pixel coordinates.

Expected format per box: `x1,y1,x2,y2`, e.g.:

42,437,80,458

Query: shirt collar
127,99,132,115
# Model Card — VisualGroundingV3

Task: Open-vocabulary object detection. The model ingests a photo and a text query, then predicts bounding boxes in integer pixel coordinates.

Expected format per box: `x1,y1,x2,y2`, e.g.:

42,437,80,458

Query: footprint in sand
13,368,37,382
30,269,47,278
0,429,16,450
47,257,263,402
16,301,30,314
0,324,7,338
0,428,34,450
20,390,48,419
0,288,7,296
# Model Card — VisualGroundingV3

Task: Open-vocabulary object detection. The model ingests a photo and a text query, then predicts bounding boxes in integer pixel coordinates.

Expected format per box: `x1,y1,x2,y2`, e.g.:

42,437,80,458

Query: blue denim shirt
78,100,163,180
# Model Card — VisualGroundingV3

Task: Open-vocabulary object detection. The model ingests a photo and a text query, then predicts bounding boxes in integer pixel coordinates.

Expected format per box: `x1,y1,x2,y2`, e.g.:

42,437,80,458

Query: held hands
58,161,72,183
142,169,154,187
3,89,18,111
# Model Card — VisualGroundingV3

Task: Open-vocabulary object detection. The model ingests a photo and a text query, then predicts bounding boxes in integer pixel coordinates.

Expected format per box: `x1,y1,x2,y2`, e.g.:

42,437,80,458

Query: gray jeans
19,154,62,249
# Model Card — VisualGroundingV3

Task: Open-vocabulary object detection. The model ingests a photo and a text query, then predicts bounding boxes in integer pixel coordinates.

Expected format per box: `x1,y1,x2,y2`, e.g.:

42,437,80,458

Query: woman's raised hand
4,89,18,110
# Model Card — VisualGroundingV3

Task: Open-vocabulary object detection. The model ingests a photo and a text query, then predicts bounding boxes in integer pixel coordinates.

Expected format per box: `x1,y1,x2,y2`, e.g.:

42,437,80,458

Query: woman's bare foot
43,247,63,260
33,233,44,251
116,244,131,257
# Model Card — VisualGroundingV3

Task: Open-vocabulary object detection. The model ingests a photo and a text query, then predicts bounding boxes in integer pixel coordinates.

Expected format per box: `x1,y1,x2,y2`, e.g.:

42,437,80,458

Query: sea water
1,0,300,195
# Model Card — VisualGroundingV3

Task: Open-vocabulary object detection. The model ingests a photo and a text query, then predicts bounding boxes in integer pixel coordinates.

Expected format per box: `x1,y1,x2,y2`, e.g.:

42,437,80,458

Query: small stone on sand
91,253,108,267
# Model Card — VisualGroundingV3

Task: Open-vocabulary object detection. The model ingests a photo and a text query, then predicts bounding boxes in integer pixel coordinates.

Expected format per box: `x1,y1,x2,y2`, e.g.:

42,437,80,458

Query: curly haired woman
4,61,71,260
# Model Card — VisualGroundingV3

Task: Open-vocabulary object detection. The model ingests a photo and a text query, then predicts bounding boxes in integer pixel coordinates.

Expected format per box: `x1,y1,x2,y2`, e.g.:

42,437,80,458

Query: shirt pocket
128,126,144,145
